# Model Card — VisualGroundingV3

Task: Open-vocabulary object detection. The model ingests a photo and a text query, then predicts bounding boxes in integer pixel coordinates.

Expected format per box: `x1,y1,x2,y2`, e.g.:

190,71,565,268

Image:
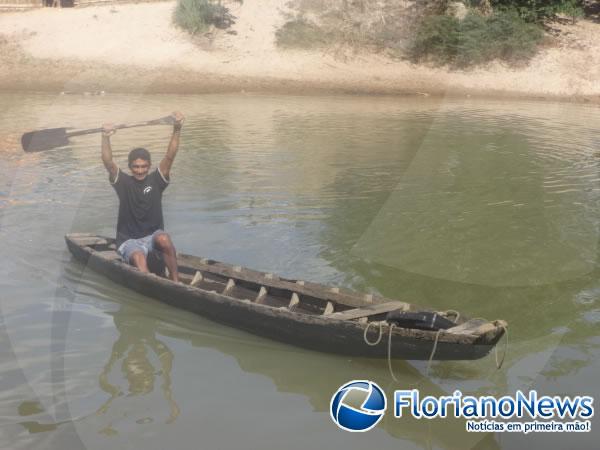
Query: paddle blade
21,128,70,152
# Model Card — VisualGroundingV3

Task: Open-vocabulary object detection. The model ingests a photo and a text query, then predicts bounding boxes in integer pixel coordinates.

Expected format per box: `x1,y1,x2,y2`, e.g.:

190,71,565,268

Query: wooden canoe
65,233,507,361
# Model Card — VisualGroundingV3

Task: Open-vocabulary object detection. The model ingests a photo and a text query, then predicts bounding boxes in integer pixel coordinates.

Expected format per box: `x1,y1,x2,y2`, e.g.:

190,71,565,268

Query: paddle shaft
65,116,175,137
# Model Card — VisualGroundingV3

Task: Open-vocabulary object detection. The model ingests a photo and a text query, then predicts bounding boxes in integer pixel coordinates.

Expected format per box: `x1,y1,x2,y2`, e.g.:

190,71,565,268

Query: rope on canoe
472,317,510,370
368,321,449,381
494,323,509,370
362,321,400,382
363,321,401,382
363,320,384,346
442,309,460,323
366,318,509,382
387,323,399,383
426,329,443,376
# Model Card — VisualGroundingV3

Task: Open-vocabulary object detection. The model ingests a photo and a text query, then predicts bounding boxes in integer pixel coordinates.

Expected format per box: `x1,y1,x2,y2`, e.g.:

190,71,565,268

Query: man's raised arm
159,111,185,180
101,124,119,182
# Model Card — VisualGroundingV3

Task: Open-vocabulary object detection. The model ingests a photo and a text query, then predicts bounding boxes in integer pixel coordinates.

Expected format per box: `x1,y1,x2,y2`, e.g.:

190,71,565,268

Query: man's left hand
172,111,185,129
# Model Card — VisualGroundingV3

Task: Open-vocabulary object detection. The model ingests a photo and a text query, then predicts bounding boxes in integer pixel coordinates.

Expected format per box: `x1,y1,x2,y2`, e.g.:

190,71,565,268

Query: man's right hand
102,123,116,137
171,112,185,131
101,123,118,180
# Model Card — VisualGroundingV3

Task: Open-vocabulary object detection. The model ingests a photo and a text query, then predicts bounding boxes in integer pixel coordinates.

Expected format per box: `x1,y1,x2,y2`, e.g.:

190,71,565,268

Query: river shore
1,1,599,103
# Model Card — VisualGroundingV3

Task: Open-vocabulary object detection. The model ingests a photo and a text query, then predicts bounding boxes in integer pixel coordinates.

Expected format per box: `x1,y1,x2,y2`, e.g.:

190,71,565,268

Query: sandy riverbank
0,1,599,102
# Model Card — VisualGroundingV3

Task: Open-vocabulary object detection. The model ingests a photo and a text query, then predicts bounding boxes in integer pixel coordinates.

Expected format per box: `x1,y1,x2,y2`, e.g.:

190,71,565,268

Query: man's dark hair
128,147,151,167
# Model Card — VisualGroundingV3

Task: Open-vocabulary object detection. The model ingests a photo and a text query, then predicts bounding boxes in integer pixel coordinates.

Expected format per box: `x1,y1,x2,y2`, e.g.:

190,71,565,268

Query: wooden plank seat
94,250,121,261
326,301,410,321
445,319,498,335
71,236,109,247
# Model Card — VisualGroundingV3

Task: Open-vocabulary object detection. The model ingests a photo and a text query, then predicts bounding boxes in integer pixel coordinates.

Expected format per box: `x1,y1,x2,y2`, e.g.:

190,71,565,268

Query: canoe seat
445,319,494,335
94,250,121,261
190,271,203,287
71,236,109,247
327,301,410,321
255,286,268,304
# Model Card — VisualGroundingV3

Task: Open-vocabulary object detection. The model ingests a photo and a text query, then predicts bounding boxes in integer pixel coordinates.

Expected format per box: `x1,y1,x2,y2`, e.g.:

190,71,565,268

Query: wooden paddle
21,115,176,152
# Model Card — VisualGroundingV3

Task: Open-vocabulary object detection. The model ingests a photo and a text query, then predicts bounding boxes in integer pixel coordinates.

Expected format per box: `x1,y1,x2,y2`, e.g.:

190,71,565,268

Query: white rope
382,323,443,381
469,317,509,371
370,317,508,382
443,309,460,323
362,321,401,382
363,320,384,346
426,329,443,376
494,323,509,369
387,323,400,382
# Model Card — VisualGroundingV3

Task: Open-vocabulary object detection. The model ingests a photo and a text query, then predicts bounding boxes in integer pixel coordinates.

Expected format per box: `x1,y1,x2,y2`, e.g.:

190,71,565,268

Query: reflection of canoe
65,233,507,361
152,320,501,450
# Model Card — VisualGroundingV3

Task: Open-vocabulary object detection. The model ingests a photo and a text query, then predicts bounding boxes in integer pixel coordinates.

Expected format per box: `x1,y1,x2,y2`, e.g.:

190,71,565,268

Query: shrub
488,0,585,23
481,10,543,61
554,0,585,22
173,0,235,35
408,9,543,68
408,15,461,65
275,19,329,49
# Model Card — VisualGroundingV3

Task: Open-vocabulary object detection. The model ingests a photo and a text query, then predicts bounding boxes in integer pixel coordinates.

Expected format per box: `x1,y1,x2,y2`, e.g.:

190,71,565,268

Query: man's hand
101,123,118,181
161,112,184,178
102,123,116,137
171,112,185,131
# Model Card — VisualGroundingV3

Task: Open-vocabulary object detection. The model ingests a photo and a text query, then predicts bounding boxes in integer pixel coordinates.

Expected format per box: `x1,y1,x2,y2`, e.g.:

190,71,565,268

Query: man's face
130,158,150,180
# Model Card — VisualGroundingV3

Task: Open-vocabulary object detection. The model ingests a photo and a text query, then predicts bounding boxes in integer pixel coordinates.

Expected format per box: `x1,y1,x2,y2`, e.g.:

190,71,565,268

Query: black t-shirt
110,168,169,246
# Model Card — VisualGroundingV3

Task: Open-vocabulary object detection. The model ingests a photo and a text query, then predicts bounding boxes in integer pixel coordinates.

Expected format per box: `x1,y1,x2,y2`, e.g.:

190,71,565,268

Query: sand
0,1,599,101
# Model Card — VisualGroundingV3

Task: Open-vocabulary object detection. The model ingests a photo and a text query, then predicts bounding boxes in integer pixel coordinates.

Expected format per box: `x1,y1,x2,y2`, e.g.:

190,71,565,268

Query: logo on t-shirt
143,186,152,194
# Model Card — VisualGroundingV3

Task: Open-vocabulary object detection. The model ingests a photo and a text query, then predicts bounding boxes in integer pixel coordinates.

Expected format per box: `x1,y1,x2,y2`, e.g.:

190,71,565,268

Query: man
101,111,184,282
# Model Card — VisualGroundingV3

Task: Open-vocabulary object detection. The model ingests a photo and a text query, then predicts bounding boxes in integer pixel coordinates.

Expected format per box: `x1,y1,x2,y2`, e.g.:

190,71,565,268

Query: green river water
0,93,598,450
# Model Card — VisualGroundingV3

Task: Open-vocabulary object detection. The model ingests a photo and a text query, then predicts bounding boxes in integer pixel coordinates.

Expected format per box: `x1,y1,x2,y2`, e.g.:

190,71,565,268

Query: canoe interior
69,235,459,322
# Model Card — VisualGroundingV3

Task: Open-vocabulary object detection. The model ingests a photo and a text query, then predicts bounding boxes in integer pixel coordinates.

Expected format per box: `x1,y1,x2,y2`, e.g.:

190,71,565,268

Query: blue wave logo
330,380,387,432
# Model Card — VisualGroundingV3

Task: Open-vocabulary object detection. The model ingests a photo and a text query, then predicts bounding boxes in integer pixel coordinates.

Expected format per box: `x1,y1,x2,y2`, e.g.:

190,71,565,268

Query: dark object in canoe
65,234,507,361
386,311,456,332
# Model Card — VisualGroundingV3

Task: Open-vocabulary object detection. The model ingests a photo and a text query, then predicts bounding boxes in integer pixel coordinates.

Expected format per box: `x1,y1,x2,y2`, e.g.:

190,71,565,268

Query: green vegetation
488,0,585,23
274,0,597,68
275,2,410,53
409,10,544,67
173,0,235,35
275,19,328,49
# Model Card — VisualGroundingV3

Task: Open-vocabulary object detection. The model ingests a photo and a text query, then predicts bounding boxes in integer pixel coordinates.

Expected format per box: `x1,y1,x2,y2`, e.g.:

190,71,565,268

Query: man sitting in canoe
101,111,184,283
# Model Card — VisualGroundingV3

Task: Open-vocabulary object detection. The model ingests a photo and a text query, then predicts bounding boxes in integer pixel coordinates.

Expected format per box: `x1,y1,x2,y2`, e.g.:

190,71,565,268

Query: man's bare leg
153,233,179,282
129,251,149,273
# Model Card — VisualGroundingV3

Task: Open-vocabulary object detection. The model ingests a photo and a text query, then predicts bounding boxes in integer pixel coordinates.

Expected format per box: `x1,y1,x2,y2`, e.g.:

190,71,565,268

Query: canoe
65,233,507,361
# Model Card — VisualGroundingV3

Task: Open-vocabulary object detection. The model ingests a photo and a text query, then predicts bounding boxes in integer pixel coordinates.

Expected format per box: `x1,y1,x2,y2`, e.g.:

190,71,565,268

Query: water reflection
95,306,180,434
17,400,68,434
133,302,501,450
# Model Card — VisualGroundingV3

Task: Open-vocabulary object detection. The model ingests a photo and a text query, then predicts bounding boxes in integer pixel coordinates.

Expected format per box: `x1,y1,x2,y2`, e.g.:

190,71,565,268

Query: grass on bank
408,10,544,68
489,0,585,23
275,1,548,68
275,18,329,49
173,0,235,35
